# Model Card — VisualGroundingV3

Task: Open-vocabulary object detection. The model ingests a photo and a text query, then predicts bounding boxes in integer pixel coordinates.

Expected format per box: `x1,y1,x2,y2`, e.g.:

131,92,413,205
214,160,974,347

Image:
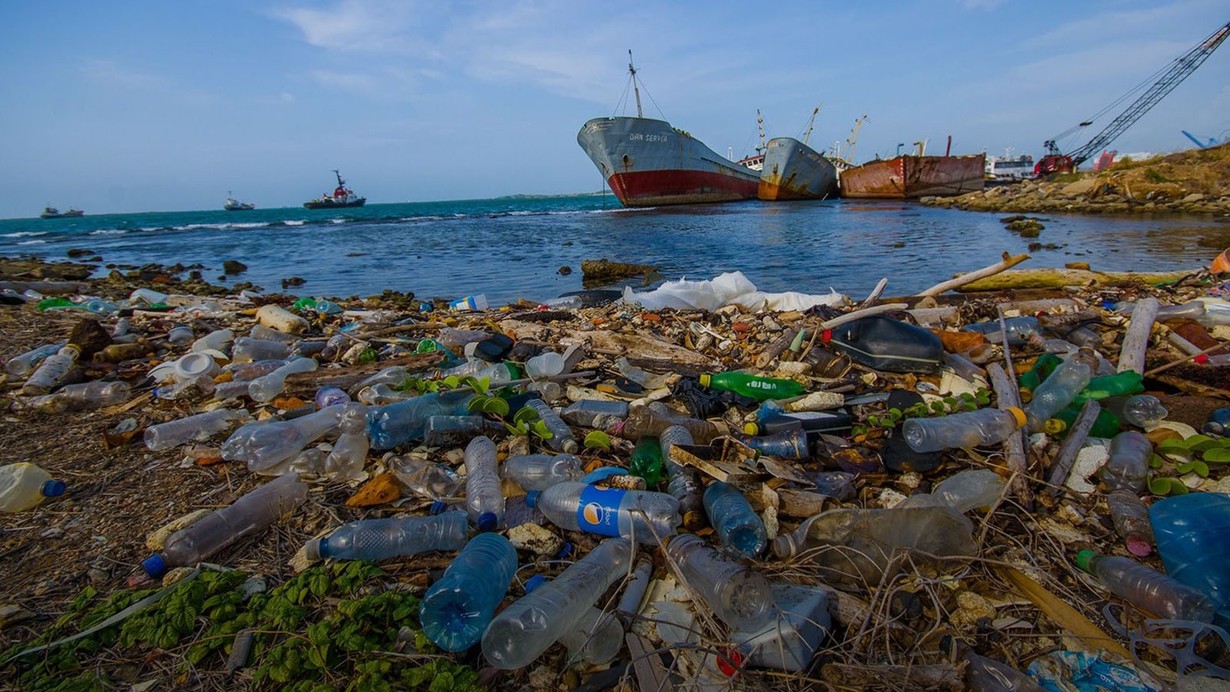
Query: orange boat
840,153,985,199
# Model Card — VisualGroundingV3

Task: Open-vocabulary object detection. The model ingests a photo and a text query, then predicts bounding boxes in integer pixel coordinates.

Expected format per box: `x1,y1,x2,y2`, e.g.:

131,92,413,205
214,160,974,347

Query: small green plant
504,405,554,440
1143,168,1169,183
861,389,991,432
584,430,612,450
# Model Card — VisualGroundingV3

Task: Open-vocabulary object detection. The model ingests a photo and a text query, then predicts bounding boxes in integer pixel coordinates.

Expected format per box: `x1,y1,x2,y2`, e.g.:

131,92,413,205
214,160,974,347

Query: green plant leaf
1201,447,1230,463
1175,459,1210,477
584,431,612,450
530,420,554,440
1148,475,1190,495
513,406,540,426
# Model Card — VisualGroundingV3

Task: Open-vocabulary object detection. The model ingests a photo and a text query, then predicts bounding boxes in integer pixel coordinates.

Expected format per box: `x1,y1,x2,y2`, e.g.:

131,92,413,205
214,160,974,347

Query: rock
557,265,572,276
580,259,657,286
223,260,248,275
1182,193,1205,203
0,604,34,629
507,522,564,556
68,319,113,358
66,248,95,258
281,276,306,289
1062,179,1097,196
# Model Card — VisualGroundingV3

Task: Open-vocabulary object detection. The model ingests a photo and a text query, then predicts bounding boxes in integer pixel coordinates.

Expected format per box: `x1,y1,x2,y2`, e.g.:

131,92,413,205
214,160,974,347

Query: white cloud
272,0,438,55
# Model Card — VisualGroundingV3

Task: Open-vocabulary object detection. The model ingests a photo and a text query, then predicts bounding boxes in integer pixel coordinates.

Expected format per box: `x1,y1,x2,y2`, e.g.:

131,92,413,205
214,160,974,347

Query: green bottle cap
699,373,712,388
1075,549,1098,572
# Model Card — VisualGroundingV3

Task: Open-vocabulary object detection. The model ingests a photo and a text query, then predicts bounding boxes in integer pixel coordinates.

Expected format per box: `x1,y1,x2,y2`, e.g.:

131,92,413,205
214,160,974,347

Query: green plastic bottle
1048,404,1122,439
1018,353,1062,399
628,438,663,486
1073,371,1145,404
698,371,806,402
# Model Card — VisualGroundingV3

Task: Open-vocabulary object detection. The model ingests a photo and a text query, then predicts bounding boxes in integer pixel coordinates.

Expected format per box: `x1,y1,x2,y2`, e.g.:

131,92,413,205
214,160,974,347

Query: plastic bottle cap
1043,419,1067,435
715,647,746,677
1075,549,1097,572
41,479,66,498
476,512,498,533
555,542,573,559
698,373,712,388
1195,354,1209,364
304,538,323,562
525,491,539,509
429,500,448,515
141,554,168,579
1006,407,1027,428
524,574,548,593
743,422,760,435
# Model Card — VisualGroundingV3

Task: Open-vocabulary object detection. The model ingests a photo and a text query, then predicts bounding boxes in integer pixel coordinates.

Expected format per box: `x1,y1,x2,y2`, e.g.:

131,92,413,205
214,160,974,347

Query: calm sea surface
3,197,1228,305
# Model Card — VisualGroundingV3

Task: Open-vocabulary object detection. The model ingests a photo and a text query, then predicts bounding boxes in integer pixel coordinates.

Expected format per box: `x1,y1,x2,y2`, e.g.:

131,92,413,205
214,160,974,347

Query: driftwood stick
819,302,909,330
858,277,889,308
1118,296,1158,374
958,268,1196,292
987,362,1034,510
755,327,799,369
1046,399,1102,497
916,251,1030,297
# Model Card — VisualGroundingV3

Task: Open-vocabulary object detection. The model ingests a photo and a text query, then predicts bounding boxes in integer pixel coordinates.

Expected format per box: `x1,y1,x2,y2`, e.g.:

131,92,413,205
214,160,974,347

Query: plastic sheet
621,271,847,312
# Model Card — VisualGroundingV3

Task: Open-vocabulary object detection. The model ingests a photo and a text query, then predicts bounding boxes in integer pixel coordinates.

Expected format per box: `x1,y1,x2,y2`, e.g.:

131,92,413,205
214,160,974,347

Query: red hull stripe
608,169,759,207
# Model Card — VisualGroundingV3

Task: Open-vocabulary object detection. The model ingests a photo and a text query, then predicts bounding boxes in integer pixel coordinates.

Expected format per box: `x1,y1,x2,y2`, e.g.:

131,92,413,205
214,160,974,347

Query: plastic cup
173,352,220,381
526,352,565,378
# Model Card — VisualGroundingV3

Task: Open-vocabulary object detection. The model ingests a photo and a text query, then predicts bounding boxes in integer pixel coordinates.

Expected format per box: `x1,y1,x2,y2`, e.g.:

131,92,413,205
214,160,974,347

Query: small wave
2,231,47,238
284,220,305,226
90,229,129,236
330,218,346,224
17,239,46,245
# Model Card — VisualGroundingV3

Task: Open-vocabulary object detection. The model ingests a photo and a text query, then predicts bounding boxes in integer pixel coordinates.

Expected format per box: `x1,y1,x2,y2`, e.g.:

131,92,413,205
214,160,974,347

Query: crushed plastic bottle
0,463,67,512
143,473,308,577
1150,493,1230,626
422,415,501,447
703,482,767,558
145,409,250,451
221,405,344,473
732,428,809,459
660,425,703,528
388,456,463,508
5,342,66,377
25,381,130,412
522,574,624,665
962,315,1045,347
536,481,680,544
365,390,476,450
1024,349,1098,431
323,403,369,481
898,468,1006,514
1101,431,1151,493
1077,550,1216,622
21,345,80,396
902,407,1025,453
612,401,720,443
419,533,518,652
304,512,468,562
561,400,629,428
501,453,583,491
665,533,774,630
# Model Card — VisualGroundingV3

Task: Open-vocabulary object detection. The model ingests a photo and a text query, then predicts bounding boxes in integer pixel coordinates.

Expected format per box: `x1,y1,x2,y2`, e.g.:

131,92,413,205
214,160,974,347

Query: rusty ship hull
577,116,760,207
758,137,839,201
839,154,986,199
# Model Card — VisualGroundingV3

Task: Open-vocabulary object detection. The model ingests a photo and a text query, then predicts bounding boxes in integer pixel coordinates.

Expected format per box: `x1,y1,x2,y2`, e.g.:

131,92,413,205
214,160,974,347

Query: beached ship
40,206,84,219
840,142,985,198
303,170,366,209
224,192,255,211
576,54,759,207
985,151,1034,183
759,137,839,201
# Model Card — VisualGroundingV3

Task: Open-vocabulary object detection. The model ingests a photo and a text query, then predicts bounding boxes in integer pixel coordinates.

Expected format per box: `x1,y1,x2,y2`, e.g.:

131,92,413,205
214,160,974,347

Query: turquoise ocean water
2,196,1228,305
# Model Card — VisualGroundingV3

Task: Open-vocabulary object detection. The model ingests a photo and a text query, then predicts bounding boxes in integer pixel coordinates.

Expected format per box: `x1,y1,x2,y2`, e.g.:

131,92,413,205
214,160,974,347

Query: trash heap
3,261,1230,690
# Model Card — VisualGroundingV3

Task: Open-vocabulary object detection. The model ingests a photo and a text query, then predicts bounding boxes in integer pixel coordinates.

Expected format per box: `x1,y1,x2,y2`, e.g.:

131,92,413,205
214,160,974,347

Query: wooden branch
858,277,889,308
819,302,909,330
957,268,1194,293
755,328,799,369
1118,296,1158,374
916,252,1030,297
987,363,1034,510
1046,399,1101,497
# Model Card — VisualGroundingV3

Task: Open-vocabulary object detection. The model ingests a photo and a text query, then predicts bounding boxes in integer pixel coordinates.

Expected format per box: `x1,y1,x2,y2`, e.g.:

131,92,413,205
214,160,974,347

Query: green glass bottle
628,437,663,486
698,371,806,402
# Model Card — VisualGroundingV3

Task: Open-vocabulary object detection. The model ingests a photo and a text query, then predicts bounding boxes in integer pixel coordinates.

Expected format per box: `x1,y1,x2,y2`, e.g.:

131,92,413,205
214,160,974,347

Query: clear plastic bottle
1102,395,1168,429
191,329,234,354
304,511,468,562
365,390,476,450
323,403,369,481
902,407,1025,453
1024,350,1098,431
419,533,518,652
899,468,1006,514
665,533,774,630
962,316,1045,347
703,482,767,558
1149,493,1230,625
660,425,703,528
221,405,344,472
422,415,501,447
25,381,131,412
248,357,317,402
143,473,309,577
699,371,806,401
5,342,65,377
561,400,629,428
732,428,809,459
388,456,463,507
0,463,67,512
1076,550,1216,622
613,402,720,443
314,386,351,409
537,482,681,545
481,537,633,669
502,453,583,491
145,409,249,451
522,574,624,665
525,351,566,378
21,345,80,395
231,337,294,364
821,315,945,374
225,359,288,382
356,382,411,406
1101,431,1151,493
1106,489,1155,557
167,325,194,345
524,398,577,453
438,360,518,386
464,436,504,532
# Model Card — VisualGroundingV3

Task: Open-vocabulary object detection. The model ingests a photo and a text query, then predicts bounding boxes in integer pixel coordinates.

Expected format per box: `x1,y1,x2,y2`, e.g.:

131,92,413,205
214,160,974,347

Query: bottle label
577,485,627,537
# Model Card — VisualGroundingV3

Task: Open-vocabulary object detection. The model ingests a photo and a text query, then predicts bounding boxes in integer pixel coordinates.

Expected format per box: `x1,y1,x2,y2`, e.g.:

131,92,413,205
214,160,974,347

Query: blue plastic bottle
365,390,475,449
419,533,518,652
703,482,767,558
1149,493,1230,627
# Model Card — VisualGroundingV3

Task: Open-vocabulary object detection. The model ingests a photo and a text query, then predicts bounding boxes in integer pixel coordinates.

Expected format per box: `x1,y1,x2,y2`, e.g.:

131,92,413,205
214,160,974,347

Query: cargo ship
759,137,839,201
576,54,759,207
839,153,985,199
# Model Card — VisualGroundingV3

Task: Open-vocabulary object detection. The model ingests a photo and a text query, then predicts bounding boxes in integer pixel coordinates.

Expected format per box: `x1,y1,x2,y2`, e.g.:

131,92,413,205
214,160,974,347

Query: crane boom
1037,19,1230,175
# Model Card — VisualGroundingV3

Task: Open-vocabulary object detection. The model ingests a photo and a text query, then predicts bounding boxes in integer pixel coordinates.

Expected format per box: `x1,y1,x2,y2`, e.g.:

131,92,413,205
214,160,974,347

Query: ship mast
803,104,821,145
628,50,643,119
333,169,345,187
756,109,766,154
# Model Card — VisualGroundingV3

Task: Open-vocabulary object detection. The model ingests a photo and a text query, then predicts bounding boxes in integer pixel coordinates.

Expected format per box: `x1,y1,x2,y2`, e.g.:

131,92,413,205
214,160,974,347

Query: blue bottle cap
41,479,66,498
141,554,168,578
525,491,539,508
556,542,573,560
524,574,548,593
476,512,498,533
429,500,448,515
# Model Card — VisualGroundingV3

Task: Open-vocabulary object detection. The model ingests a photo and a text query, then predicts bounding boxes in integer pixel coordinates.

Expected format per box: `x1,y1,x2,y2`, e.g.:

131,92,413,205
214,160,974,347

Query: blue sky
0,0,1227,217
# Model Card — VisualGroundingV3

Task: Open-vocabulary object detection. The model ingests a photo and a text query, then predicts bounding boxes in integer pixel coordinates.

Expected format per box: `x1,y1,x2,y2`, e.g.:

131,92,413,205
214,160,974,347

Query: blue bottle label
576,485,626,537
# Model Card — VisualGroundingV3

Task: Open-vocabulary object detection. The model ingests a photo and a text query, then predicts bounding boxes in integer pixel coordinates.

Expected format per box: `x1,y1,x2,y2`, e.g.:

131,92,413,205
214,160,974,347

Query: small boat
576,53,759,207
985,150,1034,184
224,192,255,211
40,206,84,219
303,170,366,209
840,139,985,199
758,106,838,201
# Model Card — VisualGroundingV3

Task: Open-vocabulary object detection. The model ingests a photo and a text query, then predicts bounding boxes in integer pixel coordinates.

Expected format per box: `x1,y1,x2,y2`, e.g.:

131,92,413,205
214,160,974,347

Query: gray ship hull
759,137,839,201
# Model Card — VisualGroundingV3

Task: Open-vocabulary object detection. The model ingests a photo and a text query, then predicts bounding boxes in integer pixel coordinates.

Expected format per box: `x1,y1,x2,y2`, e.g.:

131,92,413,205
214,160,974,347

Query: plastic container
248,357,317,402
482,537,632,669
627,438,663,486
1101,395,1168,429
661,425,703,527
323,403,369,480
167,325,195,345
255,304,309,334
1076,550,1216,622
561,400,629,428
314,386,351,409
703,482,767,558
172,352,221,383
463,436,504,531
1101,431,1151,493
221,405,344,472
21,345,80,395
525,351,566,378
388,456,463,506
522,575,624,665
144,473,309,577
502,453,583,491
422,415,500,448
1106,489,1155,557
962,315,1044,347
305,512,468,562
698,371,806,402
190,328,234,354
820,316,944,374
5,342,65,377
524,398,578,453
612,401,720,443
449,294,489,312
145,409,248,451
665,533,774,630
731,582,832,673
0,463,67,512
419,533,518,652
26,381,131,412
732,428,809,459
902,407,1025,453
536,482,681,544
365,390,476,450
1024,350,1098,431
231,337,294,364
1149,493,1230,625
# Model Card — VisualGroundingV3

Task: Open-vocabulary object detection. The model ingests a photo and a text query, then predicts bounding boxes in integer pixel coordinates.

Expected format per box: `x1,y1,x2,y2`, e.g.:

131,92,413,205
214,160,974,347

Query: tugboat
303,170,366,209
40,206,84,219
224,192,256,211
